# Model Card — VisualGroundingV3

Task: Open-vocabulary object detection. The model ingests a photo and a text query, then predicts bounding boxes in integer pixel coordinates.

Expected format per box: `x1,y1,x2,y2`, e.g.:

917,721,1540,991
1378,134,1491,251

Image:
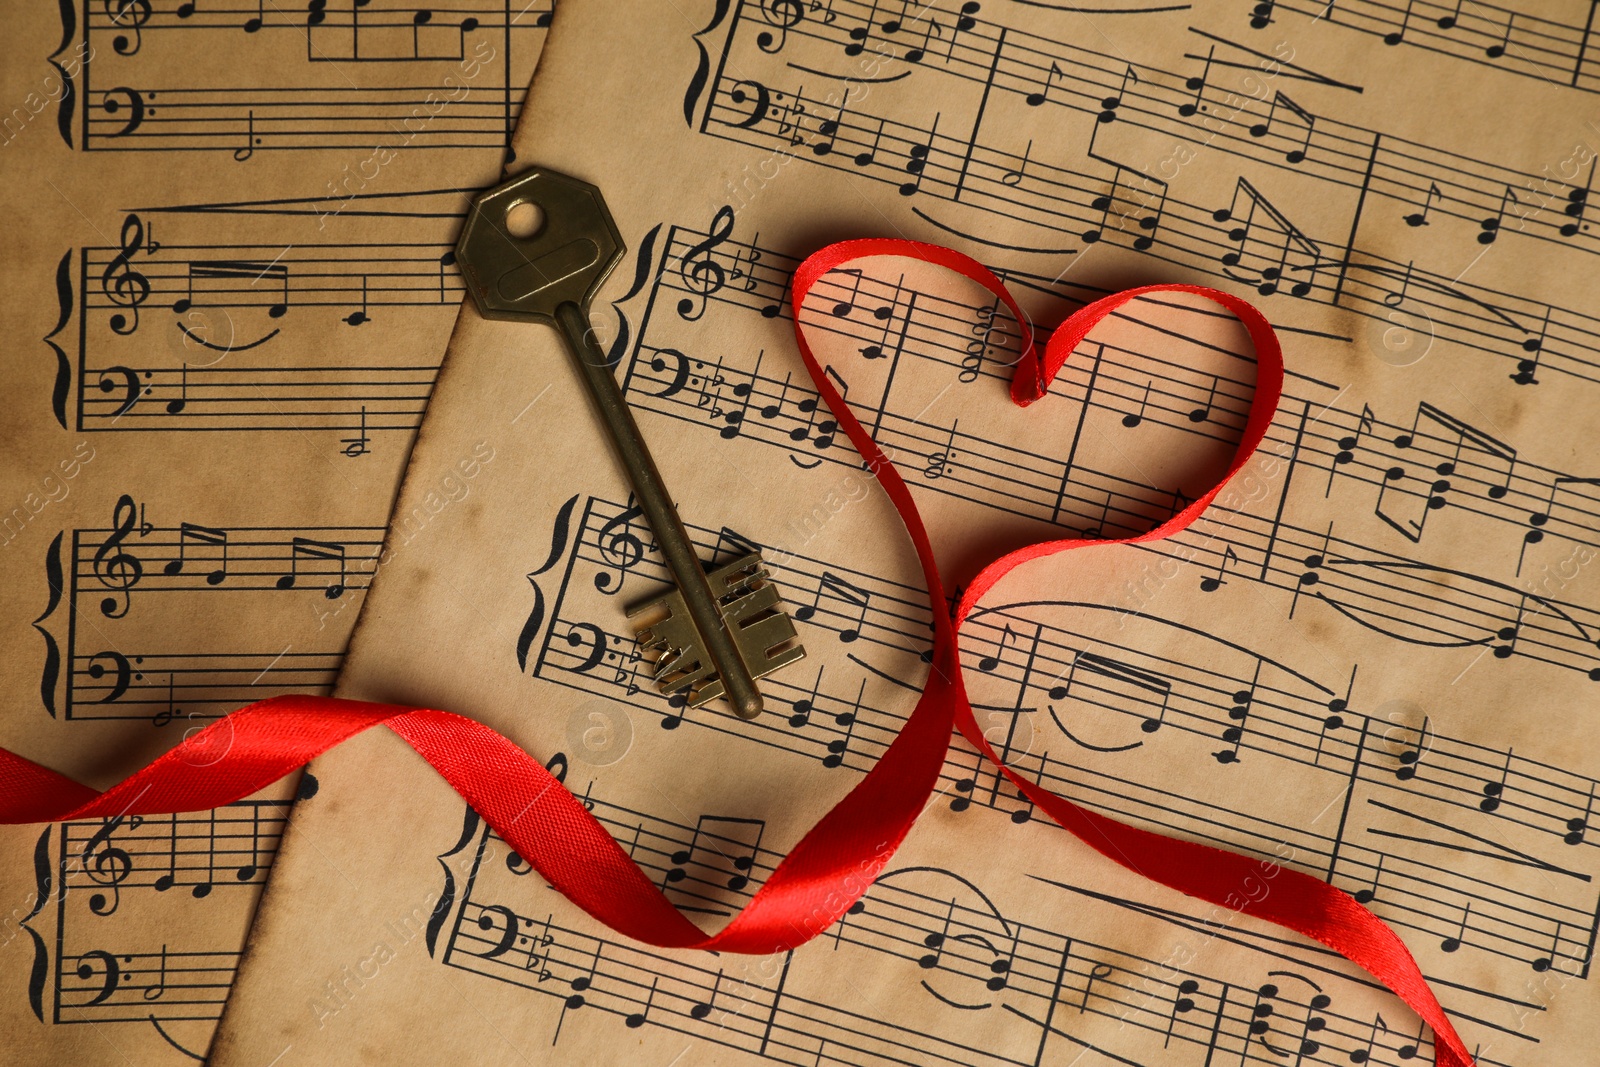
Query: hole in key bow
504,199,545,239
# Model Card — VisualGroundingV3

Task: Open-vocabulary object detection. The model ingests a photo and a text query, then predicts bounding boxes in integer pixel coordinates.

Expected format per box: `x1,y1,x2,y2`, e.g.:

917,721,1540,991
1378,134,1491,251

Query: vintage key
455,167,803,719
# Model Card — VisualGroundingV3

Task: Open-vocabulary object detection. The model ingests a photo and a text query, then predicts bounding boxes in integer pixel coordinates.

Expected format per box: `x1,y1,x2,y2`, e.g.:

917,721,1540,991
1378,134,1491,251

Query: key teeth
628,550,806,712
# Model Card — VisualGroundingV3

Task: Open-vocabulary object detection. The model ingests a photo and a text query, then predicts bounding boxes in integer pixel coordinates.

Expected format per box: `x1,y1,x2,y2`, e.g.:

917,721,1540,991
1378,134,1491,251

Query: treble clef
675,205,736,322
104,0,153,55
92,494,148,619
594,502,647,594
101,214,154,336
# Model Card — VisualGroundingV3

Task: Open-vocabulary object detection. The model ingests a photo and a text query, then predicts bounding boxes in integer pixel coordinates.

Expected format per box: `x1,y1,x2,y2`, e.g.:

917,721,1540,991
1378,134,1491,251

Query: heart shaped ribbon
0,240,1473,1066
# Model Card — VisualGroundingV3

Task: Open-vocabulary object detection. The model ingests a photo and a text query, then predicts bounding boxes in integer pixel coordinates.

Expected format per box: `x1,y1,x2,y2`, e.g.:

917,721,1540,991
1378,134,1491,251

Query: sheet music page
0,4,548,1061
212,1,1599,1064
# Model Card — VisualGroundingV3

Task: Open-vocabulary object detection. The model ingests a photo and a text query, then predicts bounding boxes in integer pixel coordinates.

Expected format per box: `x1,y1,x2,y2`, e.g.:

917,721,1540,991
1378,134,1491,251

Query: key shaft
550,300,764,719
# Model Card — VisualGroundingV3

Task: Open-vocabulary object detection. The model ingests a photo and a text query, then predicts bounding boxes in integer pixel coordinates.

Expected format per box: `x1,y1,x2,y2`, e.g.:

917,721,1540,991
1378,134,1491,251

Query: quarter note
1353,854,1385,904
1395,715,1433,780
1200,545,1238,592
1188,377,1217,422
1178,46,1213,117
899,122,936,197
823,680,864,768
1565,782,1594,845
691,970,723,1020
1121,383,1150,428
1441,902,1471,952
1533,922,1562,973
1479,748,1512,812
1383,0,1414,44
1484,11,1514,58
345,275,370,326
1560,158,1594,237
625,977,658,1028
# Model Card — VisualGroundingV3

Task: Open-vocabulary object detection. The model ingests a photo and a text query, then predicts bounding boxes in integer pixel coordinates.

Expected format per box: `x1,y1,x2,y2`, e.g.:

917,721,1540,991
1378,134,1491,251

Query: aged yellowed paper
216,1,1600,1064
0,4,547,1061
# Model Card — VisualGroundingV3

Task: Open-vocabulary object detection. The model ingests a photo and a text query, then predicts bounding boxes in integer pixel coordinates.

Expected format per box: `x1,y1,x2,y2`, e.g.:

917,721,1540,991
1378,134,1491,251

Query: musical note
143,945,169,1001
173,259,290,318
1024,61,1066,107
1560,158,1594,237
234,109,258,162
1441,901,1472,952
1247,90,1315,164
1085,163,1166,250
625,977,658,1027
1478,185,1526,245
823,680,864,768
1395,715,1434,781
1351,1012,1391,1064
344,274,370,326
565,944,600,1008
899,120,937,197
163,522,229,585
1214,177,1319,297
1121,383,1150,428
275,537,348,598
1178,46,1212,117
1214,661,1260,763
690,970,723,1020
1001,139,1032,187
1479,749,1513,812
1200,545,1238,592
979,624,1018,672
794,572,871,641
1098,64,1138,124
1185,377,1218,424
1565,783,1594,845
1513,306,1551,384
1404,182,1444,227
918,898,956,968
811,91,850,157
923,419,958,479
666,814,765,896
341,405,372,457
1383,0,1414,45
1353,854,1385,905
1484,10,1515,58
843,0,880,56
789,665,824,727
1379,402,1517,542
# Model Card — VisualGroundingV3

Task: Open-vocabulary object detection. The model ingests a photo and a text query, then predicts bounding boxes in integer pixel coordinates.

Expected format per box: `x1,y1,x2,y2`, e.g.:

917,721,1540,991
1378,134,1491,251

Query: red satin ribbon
0,240,1473,1067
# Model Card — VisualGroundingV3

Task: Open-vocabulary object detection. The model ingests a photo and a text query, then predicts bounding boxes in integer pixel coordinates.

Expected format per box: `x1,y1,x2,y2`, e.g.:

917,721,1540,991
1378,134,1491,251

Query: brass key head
455,168,625,324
